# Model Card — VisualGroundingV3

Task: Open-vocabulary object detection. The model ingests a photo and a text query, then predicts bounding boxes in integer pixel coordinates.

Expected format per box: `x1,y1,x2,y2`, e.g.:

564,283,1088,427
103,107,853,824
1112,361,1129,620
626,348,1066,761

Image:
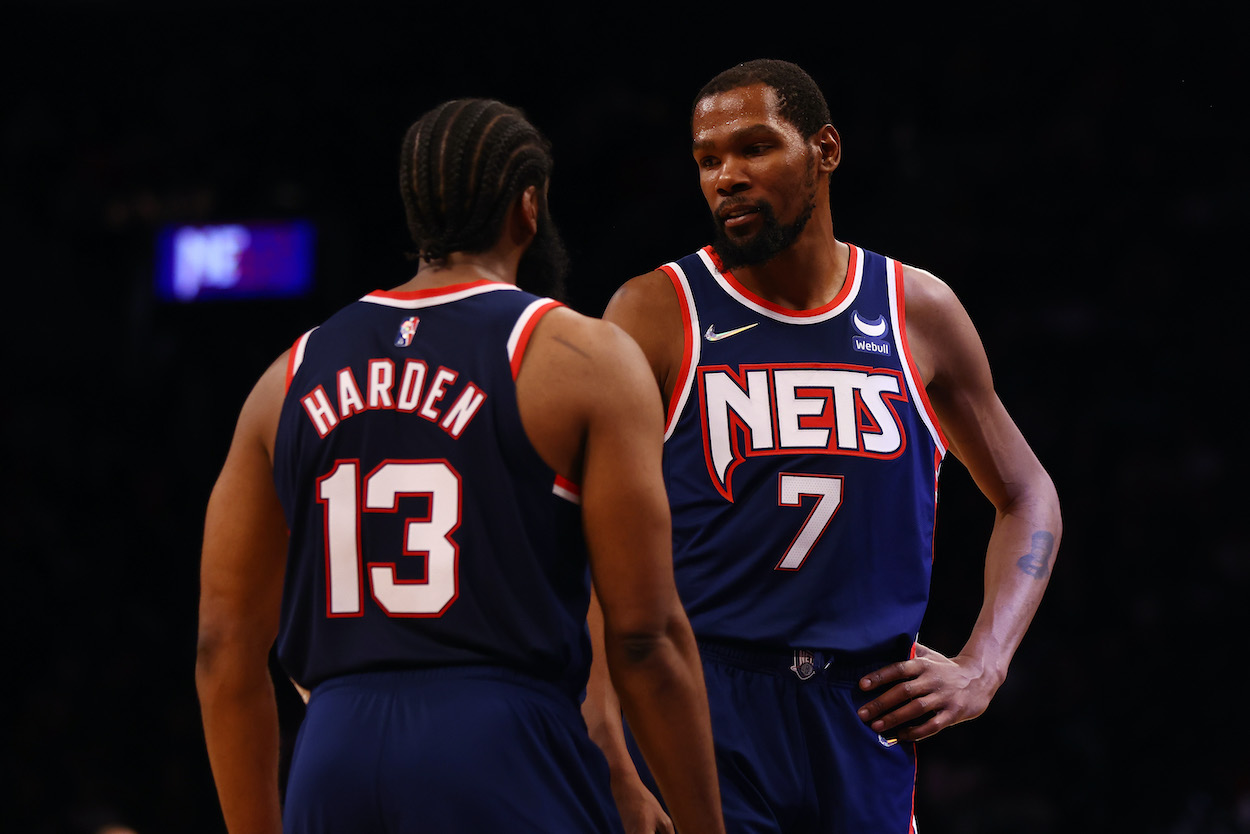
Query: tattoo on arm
1016,531,1054,579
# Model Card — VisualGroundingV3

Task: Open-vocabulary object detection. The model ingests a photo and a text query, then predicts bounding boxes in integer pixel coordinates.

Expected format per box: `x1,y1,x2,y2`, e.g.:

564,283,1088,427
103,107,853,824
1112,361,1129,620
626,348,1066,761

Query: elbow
614,630,672,666
195,627,228,697
195,621,271,702
1042,473,1063,541
604,604,692,669
1003,468,1062,532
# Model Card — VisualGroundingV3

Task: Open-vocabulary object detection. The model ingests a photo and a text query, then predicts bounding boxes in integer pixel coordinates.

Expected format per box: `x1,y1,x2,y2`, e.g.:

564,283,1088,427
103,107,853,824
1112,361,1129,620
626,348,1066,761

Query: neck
395,250,520,293
730,211,847,310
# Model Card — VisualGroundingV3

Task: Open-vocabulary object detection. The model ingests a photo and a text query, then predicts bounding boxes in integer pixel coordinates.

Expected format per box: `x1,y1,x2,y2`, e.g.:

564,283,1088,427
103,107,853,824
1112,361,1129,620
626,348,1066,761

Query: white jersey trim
552,476,581,505
886,257,946,457
506,297,559,368
662,261,702,441
287,326,318,383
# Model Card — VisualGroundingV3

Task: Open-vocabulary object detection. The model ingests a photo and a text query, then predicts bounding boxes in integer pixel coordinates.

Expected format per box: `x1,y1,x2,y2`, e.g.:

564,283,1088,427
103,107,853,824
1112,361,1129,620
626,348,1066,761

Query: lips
718,203,761,228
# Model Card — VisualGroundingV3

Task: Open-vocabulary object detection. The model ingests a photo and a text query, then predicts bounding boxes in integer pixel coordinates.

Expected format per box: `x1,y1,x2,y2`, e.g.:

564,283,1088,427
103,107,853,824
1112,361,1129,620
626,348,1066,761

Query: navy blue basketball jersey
660,245,947,657
272,280,592,696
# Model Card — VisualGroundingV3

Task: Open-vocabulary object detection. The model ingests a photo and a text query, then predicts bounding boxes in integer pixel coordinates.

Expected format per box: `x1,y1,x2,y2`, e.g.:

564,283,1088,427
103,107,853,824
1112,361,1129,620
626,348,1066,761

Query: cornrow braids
399,99,554,262
694,59,832,140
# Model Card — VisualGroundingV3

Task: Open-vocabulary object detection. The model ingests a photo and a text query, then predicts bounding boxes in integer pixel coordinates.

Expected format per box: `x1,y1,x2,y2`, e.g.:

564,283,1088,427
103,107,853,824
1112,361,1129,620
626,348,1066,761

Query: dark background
3,3,1245,832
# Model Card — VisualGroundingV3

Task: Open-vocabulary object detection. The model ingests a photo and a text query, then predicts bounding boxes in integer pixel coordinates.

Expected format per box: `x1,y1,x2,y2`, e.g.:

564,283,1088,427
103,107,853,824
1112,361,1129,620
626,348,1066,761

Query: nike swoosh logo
704,322,759,342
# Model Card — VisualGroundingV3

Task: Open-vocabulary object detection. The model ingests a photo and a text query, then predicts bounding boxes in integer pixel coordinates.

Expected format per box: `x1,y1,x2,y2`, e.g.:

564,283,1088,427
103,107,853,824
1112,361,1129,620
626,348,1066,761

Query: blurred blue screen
155,220,315,302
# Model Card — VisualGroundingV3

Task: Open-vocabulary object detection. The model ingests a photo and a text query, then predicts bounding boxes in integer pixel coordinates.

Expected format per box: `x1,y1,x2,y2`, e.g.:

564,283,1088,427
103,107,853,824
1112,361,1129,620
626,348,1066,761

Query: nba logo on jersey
395,315,420,347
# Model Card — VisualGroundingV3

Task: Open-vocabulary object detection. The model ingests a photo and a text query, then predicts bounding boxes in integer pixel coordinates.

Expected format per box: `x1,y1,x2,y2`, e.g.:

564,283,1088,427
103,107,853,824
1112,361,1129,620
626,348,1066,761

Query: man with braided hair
196,98,724,834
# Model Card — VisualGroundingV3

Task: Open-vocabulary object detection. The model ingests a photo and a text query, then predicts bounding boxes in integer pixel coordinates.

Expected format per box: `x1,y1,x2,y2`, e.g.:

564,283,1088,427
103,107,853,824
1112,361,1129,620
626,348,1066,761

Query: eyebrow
692,123,779,153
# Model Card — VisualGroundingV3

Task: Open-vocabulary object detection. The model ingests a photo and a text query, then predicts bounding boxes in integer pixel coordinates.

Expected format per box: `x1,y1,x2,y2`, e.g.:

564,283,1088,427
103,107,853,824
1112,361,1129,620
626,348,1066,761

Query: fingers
885,710,946,742
858,643,935,691
618,793,673,834
857,648,947,737
860,688,938,735
858,678,911,719
858,659,916,692
639,809,673,834
857,646,987,742
856,659,923,732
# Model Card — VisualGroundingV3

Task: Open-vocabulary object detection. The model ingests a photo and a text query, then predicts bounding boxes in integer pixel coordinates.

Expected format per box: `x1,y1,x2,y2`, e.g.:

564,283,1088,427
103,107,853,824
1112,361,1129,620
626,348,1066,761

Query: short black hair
399,98,554,261
694,59,832,139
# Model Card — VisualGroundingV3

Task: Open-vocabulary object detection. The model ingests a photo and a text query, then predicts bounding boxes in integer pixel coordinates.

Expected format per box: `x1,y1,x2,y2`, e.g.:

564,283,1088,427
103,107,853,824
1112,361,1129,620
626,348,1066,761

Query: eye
697,155,720,170
745,143,771,156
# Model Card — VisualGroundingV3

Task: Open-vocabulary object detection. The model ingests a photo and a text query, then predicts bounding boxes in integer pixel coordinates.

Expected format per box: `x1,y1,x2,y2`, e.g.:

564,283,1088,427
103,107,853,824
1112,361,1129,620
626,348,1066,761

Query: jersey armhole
284,327,319,395
506,298,565,381
889,260,948,455
659,263,700,440
505,298,583,502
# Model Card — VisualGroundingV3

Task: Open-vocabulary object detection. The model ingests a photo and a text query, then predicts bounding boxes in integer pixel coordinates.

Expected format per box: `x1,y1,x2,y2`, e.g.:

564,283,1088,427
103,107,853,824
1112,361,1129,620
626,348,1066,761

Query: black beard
711,200,813,270
516,211,570,301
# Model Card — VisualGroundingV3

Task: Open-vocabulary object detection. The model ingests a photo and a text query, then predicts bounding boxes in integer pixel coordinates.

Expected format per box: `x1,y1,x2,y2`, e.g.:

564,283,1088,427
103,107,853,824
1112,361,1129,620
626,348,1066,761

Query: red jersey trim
362,280,519,309
285,328,317,394
552,475,581,505
508,298,564,380
891,259,948,452
365,279,511,300
706,244,860,319
660,263,700,437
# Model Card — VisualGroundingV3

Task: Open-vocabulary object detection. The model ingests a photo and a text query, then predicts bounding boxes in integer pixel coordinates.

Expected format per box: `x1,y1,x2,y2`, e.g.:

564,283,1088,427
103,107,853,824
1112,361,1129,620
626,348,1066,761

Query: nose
715,156,750,196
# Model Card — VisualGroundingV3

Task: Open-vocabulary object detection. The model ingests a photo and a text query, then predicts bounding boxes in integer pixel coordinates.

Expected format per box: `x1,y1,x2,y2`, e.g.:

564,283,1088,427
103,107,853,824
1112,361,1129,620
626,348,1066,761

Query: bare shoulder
235,349,291,460
901,263,962,325
603,269,680,325
529,304,654,382
602,269,684,401
515,304,662,480
900,263,988,391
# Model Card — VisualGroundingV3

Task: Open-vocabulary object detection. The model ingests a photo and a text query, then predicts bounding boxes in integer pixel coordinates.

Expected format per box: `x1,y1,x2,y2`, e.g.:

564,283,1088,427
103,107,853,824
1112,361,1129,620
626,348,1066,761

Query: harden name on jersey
297,358,487,440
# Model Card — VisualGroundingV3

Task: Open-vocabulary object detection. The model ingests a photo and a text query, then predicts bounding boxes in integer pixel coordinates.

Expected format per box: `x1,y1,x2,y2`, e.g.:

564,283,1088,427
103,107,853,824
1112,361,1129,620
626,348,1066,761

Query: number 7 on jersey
776,473,843,570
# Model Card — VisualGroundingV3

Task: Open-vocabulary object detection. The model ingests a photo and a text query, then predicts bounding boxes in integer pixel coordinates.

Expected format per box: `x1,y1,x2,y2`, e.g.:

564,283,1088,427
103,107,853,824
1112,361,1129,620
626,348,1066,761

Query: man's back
197,95,724,834
273,280,592,694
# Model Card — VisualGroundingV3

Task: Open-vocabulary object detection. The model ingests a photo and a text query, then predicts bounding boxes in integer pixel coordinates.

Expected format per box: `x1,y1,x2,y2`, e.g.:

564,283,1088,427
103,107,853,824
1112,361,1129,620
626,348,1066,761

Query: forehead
692,83,794,146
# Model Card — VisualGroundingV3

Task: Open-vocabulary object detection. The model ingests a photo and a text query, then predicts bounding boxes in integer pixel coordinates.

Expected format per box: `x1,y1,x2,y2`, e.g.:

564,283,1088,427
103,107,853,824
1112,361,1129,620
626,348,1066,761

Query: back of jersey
272,280,590,697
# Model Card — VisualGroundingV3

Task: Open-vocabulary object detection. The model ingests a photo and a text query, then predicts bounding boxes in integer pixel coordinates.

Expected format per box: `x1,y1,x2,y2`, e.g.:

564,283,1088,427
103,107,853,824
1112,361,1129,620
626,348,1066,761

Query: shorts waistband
696,639,894,683
310,665,577,703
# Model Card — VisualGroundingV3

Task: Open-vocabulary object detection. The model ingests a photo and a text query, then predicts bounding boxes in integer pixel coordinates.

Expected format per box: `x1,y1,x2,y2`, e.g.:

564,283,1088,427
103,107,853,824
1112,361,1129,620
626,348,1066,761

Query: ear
503,184,541,252
518,184,540,238
816,124,841,174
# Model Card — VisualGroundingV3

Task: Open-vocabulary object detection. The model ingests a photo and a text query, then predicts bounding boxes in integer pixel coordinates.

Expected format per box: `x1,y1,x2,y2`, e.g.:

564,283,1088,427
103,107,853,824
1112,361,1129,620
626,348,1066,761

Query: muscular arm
195,355,289,833
582,325,721,834
583,589,674,834
858,267,1062,740
518,310,722,834
575,275,697,831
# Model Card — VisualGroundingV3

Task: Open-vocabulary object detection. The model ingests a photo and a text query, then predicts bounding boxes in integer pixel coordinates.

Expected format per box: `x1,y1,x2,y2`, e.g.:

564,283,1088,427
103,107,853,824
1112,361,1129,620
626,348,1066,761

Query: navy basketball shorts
628,641,918,834
283,667,625,834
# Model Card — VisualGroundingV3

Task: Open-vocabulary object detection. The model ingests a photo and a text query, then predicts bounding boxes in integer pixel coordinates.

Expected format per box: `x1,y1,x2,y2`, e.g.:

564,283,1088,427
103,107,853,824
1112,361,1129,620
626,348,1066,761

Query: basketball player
196,99,723,834
584,60,1062,832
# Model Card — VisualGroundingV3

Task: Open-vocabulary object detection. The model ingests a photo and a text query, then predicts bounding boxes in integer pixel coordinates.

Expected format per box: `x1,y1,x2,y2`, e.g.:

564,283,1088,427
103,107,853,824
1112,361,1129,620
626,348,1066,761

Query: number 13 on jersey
317,459,462,617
